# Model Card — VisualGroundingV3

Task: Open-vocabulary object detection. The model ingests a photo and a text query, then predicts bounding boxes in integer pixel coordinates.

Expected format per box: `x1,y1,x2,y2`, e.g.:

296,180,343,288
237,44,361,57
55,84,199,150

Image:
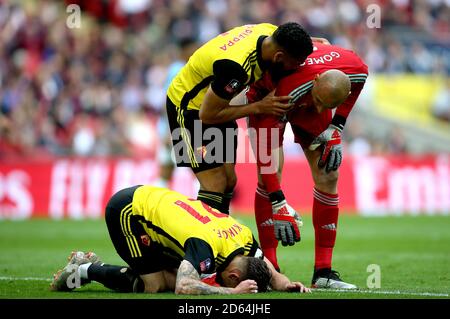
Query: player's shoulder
327,44,368,69
231,22,275,29
210,23,267,42
312,43,369,75
208,23,274,46
276,69,313,96
312,43,361,59
252,22,277,32
136,185,186,202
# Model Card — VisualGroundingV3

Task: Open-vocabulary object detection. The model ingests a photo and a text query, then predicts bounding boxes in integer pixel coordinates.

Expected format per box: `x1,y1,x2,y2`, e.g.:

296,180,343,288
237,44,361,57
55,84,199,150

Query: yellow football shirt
131,185,260,273
167,23,277,111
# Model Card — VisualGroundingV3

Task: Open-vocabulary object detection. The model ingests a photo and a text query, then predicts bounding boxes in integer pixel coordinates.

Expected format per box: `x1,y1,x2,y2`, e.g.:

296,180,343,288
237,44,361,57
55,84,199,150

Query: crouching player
50,185,310,294
247,42,368,288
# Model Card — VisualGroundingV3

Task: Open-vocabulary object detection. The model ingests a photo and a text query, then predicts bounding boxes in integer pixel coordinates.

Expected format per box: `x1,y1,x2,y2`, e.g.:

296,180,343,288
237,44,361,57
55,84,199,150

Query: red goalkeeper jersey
248,43,368,119
247,43,368,193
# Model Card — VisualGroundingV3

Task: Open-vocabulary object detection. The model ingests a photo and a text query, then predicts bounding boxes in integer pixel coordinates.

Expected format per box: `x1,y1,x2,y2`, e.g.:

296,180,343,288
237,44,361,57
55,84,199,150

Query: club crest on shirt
200,258,212,272
140,235,151,246
224,79,240,94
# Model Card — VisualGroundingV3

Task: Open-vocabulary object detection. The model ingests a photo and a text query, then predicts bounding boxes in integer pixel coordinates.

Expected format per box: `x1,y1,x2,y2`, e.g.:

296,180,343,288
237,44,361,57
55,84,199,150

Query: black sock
197,190,227,214
87,264,144,293
221,192,233,215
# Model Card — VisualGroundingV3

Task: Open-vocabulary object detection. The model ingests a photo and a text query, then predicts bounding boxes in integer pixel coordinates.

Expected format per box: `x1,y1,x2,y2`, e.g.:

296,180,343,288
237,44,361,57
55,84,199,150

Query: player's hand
270,191,303,246
232,279,259,294
309,124,343,173
286,282,311,293
255,91,293,117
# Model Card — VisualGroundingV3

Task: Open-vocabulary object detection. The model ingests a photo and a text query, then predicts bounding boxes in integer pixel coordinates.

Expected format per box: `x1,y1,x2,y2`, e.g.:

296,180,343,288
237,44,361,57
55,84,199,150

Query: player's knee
141,274,166,294
210,175,228,193
143,283,162,293
313,169,339,188
198,172,228,193
226,174,237,192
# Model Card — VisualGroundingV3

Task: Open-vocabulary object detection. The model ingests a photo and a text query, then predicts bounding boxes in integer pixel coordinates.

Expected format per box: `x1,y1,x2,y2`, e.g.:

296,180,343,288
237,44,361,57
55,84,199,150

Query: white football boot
312,269,357,289
50,251,101,291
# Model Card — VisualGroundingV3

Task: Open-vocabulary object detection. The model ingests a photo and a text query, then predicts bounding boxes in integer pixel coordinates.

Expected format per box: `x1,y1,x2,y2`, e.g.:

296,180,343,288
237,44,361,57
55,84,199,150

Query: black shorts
105,186,180,275
166,97,238,173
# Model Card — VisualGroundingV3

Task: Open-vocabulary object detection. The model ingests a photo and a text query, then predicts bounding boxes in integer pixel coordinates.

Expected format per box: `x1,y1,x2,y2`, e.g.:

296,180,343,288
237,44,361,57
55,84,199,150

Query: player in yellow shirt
166,22,315,215
50,185,310,294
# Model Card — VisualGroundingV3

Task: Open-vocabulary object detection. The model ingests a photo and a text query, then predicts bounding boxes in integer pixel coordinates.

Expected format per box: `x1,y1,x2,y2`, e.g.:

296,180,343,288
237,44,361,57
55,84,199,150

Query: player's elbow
199,107,216,124
144,285,161,294
175,279,191,295
174,286,184,295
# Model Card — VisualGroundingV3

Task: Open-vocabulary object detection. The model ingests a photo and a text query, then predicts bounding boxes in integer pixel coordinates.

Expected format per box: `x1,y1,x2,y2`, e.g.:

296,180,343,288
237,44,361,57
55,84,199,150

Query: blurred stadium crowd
0,0,449,159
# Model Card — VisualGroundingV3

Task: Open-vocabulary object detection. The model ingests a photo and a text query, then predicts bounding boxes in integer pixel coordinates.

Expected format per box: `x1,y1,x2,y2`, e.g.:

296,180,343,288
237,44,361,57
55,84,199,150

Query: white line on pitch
0,276,52,282
313,288,449,297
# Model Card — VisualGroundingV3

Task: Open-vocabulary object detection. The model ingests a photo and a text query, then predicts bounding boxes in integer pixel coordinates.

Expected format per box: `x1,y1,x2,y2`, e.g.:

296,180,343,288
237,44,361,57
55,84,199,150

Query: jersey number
174,200,228,224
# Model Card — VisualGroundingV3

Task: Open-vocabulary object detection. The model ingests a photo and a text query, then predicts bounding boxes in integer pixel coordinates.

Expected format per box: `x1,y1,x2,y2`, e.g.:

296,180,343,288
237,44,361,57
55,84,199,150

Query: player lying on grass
50,185,310,294
247,42,368,288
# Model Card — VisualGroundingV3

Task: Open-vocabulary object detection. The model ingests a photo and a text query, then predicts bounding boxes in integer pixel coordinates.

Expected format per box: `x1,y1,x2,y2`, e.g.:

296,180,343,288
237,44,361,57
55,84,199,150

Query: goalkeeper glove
270,190,303,246
309,124,343,173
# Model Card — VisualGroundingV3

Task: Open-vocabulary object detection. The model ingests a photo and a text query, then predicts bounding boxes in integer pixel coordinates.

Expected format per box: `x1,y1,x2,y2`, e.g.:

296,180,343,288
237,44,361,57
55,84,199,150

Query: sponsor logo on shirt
140,235,151,246
200,258,212,272
224,79,240,94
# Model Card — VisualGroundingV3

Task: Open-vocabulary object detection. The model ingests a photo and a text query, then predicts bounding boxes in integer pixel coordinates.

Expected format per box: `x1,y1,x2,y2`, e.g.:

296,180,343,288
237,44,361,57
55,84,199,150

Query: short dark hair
243,257,272,293
272,22,313,61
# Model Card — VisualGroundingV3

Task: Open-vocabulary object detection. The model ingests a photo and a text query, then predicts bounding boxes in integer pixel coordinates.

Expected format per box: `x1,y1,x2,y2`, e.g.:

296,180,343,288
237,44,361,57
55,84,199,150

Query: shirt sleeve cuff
331,114,347,131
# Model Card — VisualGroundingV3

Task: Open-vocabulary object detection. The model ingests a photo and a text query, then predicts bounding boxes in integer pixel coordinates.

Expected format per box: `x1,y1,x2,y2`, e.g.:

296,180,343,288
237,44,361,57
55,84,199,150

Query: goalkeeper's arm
258,147,283,194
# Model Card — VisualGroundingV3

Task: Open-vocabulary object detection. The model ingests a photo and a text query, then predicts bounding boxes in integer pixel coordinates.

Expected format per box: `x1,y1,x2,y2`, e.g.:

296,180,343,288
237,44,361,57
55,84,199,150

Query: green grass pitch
0,214,449,299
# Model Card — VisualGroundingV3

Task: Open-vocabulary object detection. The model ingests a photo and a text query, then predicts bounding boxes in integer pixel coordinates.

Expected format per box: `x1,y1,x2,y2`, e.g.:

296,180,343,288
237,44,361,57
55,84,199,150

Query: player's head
311,69,351,113
263,22,313,81
272,22,314,65
217,255,272,292
177,37,198,62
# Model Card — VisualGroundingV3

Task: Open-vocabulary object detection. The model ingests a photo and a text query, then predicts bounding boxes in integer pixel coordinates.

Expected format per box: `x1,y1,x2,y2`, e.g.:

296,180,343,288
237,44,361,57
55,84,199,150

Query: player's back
131,186,254,261
276,43,369,98
167,23,277,110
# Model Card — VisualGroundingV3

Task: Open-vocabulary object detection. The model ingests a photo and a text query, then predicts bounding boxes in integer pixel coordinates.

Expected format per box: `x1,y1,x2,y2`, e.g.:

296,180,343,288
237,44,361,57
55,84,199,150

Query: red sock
255,185,280,270
313,187,339,270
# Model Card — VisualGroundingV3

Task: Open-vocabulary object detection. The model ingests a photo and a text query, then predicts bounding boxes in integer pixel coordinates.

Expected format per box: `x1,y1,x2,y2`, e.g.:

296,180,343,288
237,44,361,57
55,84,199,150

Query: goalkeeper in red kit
247,43,368,289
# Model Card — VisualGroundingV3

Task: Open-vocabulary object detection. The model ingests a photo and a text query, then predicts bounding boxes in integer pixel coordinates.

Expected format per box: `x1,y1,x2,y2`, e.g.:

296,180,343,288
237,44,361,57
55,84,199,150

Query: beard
267,62,295,84
215,272,225,286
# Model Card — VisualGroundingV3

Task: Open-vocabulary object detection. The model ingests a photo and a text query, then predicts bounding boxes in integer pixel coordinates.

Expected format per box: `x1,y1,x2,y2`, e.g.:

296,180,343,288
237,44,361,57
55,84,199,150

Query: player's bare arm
264,257,311,293
199,87,293,124
175,260,258,295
